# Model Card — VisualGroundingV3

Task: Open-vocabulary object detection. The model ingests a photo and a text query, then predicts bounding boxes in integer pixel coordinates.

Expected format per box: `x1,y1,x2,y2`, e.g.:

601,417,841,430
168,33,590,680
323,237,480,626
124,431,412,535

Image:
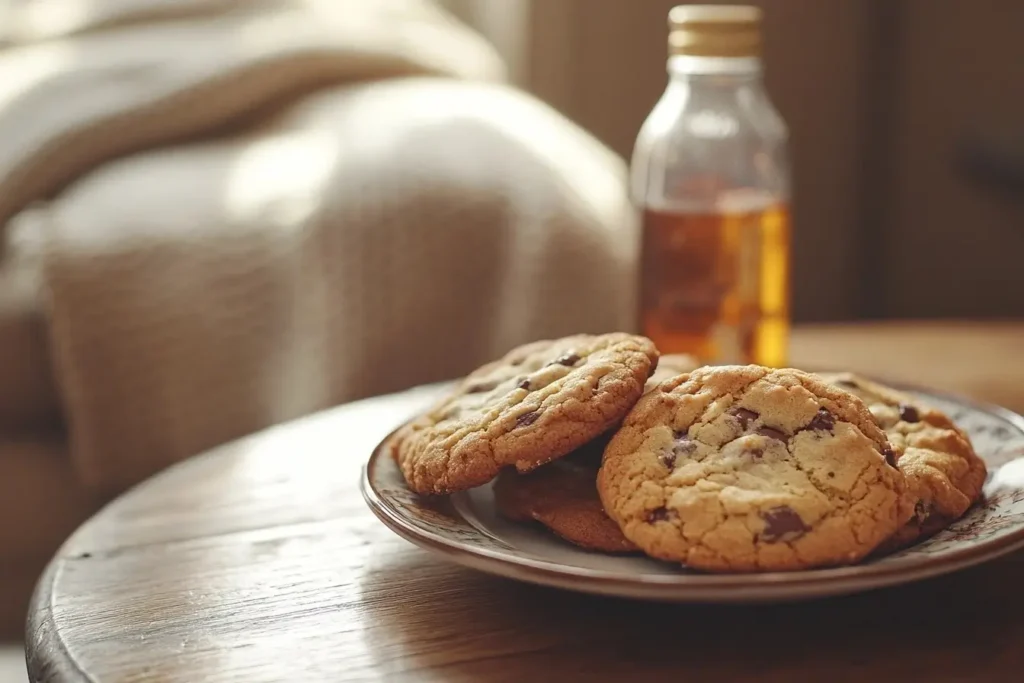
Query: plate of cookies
362,333,1024,602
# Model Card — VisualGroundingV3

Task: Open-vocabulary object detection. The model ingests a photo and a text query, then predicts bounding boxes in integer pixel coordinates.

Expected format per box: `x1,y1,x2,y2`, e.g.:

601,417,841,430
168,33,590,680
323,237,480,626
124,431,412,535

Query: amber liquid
639,203,791,367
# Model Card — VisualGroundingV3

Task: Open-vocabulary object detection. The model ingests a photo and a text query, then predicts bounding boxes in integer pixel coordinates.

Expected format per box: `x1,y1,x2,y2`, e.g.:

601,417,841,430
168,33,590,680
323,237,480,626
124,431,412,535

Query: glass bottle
631,5,791,367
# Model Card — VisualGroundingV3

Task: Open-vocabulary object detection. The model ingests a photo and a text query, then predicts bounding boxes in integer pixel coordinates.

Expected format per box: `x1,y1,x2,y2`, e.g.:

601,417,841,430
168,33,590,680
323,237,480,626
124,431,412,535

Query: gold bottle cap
668,4,761,58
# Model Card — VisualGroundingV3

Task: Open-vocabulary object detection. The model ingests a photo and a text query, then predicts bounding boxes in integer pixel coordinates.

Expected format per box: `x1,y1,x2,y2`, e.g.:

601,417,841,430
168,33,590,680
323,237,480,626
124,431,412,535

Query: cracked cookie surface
597,365,908,572
821,372,987,549
489,353,699,550
396,333,658,495
493,437,637,553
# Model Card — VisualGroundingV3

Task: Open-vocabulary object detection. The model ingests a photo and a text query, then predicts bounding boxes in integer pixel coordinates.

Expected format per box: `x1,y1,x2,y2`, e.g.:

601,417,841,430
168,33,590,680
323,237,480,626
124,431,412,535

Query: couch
0,0,638,638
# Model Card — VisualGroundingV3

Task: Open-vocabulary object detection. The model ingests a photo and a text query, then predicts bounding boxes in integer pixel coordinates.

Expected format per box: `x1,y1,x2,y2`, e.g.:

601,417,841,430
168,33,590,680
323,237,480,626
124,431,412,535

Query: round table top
27,323,1024,682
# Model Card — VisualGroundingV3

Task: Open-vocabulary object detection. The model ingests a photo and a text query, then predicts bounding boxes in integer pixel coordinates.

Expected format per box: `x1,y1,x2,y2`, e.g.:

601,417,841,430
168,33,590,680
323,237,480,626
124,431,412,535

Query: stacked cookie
392,333,986,572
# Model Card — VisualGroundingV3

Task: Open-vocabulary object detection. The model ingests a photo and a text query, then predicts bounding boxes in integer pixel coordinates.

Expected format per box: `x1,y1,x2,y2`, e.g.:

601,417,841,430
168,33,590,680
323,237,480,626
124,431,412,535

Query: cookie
491,352,702,547
597,365,908,572
820,372,987,548
549,354,699,470
396,333,659,495
493,436,637,553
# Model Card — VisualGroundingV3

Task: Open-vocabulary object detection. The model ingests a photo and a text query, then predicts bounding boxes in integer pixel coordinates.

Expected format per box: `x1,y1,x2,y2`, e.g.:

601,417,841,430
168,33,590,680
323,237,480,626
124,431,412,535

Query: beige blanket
0,0,638,494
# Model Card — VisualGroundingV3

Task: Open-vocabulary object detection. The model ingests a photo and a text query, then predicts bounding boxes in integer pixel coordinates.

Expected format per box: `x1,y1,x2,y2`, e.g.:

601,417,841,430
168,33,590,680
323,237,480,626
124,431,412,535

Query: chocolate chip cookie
597,365,908,572
494,436,637,553
396,333,659,495
490,353,698,551
821,372,987,548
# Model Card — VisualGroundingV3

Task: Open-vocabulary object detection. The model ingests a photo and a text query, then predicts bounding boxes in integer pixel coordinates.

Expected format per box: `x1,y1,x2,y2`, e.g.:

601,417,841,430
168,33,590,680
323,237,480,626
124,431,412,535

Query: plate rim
361,382,1024,600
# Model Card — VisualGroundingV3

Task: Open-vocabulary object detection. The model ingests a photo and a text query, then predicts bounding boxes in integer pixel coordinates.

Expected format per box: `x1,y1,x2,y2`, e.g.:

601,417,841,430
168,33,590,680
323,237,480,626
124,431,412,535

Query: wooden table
26,323,1024,682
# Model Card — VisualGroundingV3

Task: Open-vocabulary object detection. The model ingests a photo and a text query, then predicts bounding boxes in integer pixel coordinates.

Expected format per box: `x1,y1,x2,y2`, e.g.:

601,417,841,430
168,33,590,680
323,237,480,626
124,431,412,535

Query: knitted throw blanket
0,0,638,493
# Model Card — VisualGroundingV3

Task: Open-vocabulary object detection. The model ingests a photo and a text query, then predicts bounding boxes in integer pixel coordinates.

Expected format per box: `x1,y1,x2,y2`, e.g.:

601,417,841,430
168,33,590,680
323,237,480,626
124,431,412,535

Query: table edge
25,559,89,683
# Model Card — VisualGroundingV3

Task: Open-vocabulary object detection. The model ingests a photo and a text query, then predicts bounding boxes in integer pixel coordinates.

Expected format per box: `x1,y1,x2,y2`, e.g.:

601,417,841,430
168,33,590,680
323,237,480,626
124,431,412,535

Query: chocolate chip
516,378,531,391
804,408,835,432
515,411,540,428
646,506,674,523
673,431,697,453
881,444,898,468
661,433,696,468
827,471,835,478
759,506,810,542
731,407,759,428
899,404,920,423
551,352,581,367
913,500,932,522
466,380,498,394
747,447,765,458
755,426,787,442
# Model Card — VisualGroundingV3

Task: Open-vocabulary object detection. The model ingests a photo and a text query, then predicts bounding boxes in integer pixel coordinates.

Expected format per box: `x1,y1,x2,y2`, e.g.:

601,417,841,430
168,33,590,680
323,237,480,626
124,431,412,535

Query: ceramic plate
362,385,1024,602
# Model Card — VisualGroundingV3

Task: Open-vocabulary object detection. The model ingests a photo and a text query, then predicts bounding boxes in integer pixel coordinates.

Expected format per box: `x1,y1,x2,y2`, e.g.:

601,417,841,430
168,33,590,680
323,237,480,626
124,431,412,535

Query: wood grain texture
26,324,1024,682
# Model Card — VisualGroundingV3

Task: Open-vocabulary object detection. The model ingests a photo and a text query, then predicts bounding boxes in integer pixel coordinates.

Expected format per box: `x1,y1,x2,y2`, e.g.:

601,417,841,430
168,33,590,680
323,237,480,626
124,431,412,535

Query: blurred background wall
443,0,1024,323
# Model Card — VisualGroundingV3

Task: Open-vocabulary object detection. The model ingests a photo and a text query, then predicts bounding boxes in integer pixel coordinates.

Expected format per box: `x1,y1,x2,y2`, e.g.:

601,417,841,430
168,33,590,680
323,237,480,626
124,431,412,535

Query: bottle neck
667,55,763,83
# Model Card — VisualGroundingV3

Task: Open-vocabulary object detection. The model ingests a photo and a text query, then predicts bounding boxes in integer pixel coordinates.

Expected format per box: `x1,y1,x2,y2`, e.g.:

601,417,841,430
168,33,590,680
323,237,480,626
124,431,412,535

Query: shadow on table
358,548,1024,682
